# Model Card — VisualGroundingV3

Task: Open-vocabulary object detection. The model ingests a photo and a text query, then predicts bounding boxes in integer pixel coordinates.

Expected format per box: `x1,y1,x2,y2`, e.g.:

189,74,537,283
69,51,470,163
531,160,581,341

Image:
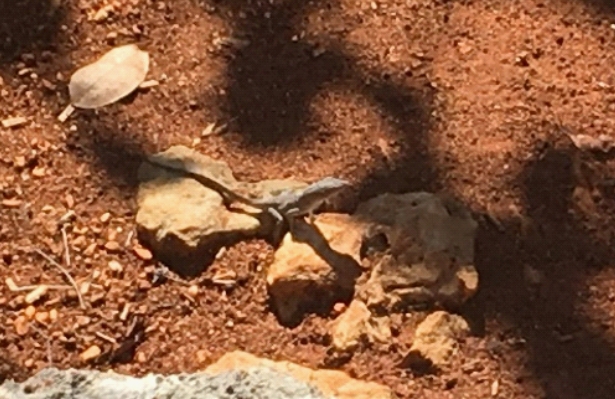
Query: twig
61,226,71,269
9,284,73,292
33,248,86,310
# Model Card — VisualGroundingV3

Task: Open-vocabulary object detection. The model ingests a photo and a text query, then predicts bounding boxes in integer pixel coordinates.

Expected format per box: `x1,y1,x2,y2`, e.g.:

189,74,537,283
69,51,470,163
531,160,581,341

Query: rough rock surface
205,351,395,399
402,311,471,369
329,299,391,351
355,192,479,310
267,213,366,324
0,366,330,399
136,145,306,274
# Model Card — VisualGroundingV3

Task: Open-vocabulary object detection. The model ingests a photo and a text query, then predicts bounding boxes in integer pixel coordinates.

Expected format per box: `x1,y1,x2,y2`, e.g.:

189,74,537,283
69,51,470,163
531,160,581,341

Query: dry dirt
3,0,615,398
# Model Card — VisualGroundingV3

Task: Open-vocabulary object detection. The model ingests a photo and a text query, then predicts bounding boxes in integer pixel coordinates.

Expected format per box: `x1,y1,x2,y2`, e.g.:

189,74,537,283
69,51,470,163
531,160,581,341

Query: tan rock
204,351,394,399
356,192,479,310
402,311,470,369
79,345,101,362
329,299,391,351
267,213,365,323
136,145,306,274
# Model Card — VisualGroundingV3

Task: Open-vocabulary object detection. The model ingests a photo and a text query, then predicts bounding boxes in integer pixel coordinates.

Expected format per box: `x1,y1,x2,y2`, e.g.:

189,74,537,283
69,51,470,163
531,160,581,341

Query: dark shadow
204,0,346,146
467,125,615,398
0,0,67,66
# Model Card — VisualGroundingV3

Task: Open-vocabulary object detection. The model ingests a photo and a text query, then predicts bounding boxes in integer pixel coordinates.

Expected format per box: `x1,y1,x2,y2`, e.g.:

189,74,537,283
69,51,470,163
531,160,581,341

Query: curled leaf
69,44,149,109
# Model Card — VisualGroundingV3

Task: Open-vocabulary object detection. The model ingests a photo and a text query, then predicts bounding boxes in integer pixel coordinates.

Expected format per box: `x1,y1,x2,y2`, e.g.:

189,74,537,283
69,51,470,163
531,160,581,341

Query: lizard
144,155,351,234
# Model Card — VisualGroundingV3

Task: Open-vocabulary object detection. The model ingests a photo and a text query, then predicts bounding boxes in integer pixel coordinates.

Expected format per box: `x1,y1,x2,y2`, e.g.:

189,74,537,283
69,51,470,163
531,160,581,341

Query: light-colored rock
136,146,306,274
267,213,366,324
205,350,395,399
356,192,479,310
0,364,332,399
329,299,391,351
402,311,470,369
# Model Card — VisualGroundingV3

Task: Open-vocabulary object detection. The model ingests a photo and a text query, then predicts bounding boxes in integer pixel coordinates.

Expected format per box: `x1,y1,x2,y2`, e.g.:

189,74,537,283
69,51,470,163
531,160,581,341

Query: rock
79,345,101,362
25,285,48,304
136,146,306,275
205,351,394,399
402,311,470,369
329,299,391,351
355,192,479,310
266,213,366,324
0,352,390,399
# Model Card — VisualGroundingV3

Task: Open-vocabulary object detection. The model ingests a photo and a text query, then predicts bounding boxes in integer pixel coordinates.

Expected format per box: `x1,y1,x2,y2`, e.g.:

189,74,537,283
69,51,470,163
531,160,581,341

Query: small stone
104,241,121,252
83,243,97,256
100,212,111,223
108,260,123,274
64,194,75,208
34,311,49,323
79,345,101,361
24,358,35,368
80,281,90,295
24,305,36,319
1,199,22,208
49,309,58,322
139,80,159,89
2,116,28,128
14,315,29,336
93,8,109,22
25,285,48,304
136,352,147,363
5,277,19,291
14,156,26,168
332,302,346,314
106,31,118,41
187,285,199,297
31,167,46,177
133,246,153,260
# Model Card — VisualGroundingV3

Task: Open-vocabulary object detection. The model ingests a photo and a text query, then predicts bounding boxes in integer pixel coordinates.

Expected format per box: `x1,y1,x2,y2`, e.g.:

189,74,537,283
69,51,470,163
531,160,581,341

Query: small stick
9,284,73,292
95,331,118,344
33,248,86,310
61,226,71,268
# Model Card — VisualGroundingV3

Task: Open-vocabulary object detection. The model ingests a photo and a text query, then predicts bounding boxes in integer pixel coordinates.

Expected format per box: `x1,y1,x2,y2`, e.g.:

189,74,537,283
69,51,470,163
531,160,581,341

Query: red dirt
3,0,615,398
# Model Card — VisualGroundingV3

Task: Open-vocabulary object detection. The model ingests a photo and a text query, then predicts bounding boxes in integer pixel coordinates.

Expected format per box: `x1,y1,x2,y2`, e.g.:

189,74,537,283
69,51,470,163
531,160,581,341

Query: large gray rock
0,366,331,399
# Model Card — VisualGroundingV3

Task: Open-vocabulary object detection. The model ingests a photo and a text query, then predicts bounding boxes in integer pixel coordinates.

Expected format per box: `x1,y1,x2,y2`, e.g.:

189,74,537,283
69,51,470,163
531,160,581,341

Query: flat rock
402,311,470,370
136,146,305,275
205,351,395,399
355,192,479,310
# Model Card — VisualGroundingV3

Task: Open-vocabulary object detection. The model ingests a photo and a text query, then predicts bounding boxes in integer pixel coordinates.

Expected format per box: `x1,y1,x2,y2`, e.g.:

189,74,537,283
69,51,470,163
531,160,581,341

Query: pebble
49,309,58,322
14,315,29,336
35,311,49,323
5,277,19,291
83,243,97,256
108,260,124,274
31,167,46,177
133,246,153,260
136,352,147,363
1,198,22,208
1,116,28,128
25,285,48,304
24,358,35,368
64,194,75,208
79,345,101,362
24,305,36,319
187,285,199,297
104,241,121,252
100,212,111,223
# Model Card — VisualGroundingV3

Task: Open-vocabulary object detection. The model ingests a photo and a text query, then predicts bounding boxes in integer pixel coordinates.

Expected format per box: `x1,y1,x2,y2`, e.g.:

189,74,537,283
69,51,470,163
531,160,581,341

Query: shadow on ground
466,126,615,398
0,0,67,66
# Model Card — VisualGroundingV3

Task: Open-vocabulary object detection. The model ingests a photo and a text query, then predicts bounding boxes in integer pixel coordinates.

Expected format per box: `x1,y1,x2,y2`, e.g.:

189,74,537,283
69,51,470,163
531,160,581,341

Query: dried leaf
69,44,149,109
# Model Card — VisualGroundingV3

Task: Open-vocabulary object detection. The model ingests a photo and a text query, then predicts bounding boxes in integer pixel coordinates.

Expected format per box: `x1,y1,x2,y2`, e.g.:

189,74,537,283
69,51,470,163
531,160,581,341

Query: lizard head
314,176,351,195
